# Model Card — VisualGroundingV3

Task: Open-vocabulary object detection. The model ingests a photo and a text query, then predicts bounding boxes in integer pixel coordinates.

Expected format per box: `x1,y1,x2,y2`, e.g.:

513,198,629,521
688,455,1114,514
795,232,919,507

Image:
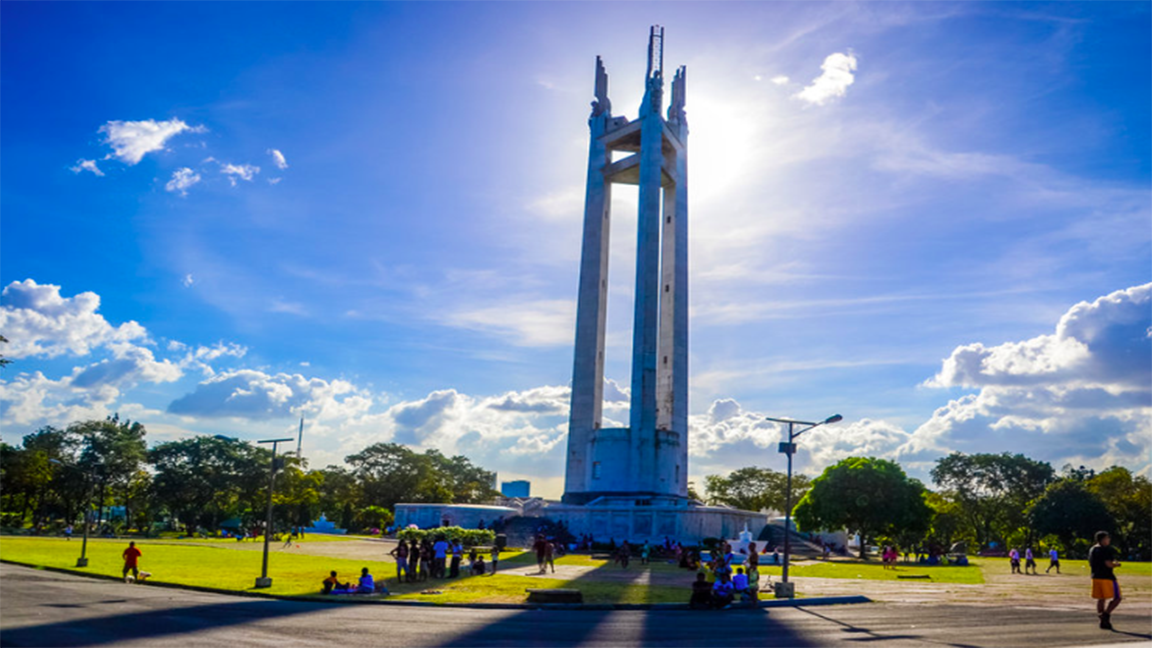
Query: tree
704,466,811,513
150,436,267,531
930,452,1055,549
1029,479,1114,554
793,457,932,559
71,416,148,526
1085,467,1152,560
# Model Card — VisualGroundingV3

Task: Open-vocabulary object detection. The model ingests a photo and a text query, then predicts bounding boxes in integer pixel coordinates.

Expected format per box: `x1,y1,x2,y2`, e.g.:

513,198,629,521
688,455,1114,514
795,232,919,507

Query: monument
397,28,765,542
539,26,763,542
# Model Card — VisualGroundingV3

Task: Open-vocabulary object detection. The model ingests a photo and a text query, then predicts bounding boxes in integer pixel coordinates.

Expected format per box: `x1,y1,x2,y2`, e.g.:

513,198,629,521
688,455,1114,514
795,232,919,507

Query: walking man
1047,547,1061,574
1024,547,1037,575
1089,531,1122,630
121,541,142,581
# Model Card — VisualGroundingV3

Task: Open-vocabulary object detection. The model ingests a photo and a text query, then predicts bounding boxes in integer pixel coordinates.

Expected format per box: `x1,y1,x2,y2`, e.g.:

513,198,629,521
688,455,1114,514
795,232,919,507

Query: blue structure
501,480,531,498
564,26,689,505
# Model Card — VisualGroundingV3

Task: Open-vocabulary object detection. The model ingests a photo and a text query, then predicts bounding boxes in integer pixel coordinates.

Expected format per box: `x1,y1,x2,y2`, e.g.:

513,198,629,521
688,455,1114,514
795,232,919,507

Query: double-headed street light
254,437,294,589
764,413,842,598
48,458,95,568
214,435,294,588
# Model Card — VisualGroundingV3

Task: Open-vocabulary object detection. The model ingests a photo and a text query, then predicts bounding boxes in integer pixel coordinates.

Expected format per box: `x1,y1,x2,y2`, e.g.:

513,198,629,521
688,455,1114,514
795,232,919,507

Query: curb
0,559,871,611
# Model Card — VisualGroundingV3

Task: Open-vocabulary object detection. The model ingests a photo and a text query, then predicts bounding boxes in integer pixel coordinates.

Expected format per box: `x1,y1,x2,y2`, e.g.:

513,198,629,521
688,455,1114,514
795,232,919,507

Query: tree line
1,416,501,535
705,453,1151,560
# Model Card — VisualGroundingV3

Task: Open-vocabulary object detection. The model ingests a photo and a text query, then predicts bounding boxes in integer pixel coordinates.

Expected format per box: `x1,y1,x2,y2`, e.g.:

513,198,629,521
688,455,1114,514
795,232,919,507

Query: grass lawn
977,556,1152,582
0,537,685,605
753,558,985,584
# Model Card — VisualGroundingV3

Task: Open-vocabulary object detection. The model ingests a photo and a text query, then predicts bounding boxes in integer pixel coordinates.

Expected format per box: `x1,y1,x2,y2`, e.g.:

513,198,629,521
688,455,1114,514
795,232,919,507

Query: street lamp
48,458,95,568
254,437,294,588
764,413,842,598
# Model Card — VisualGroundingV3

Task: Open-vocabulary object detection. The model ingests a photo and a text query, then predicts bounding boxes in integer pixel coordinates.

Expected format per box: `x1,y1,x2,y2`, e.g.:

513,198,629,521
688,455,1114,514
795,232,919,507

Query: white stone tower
564,26,689,505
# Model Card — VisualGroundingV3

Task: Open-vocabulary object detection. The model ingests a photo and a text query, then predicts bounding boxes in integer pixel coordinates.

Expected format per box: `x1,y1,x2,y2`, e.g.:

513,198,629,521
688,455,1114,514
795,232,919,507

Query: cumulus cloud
70,159,105,176
182,274,195,288
0,280,146,358
167,369,359,420
794,52,858,106
771,75,790,86
71,342,182,389
267,149,288,170
99,118,202,165
220,163,260,186
904,284,1152,474
165,168,201,196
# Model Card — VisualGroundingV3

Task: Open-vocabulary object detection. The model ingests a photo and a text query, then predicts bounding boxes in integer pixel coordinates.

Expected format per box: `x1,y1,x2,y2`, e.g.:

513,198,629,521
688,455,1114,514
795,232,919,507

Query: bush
397,526,495,547
701,537,720,550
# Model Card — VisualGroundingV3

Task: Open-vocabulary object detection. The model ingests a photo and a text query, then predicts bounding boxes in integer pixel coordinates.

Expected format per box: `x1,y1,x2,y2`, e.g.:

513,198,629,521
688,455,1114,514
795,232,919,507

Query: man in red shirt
122,541,142,580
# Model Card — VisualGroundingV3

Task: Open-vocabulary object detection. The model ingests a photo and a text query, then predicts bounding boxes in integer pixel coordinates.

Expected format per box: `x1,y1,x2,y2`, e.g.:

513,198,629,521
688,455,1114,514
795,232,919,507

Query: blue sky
3,2,1149,499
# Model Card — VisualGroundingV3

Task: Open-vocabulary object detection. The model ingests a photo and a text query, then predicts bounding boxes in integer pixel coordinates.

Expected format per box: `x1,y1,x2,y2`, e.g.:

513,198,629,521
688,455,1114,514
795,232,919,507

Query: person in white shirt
711,574,736,609
1024,547,1037,575
732,567,748,591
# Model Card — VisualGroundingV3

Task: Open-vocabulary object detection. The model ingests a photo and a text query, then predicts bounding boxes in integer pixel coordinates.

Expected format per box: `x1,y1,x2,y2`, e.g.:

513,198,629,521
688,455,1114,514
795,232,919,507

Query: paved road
1,564,1149,648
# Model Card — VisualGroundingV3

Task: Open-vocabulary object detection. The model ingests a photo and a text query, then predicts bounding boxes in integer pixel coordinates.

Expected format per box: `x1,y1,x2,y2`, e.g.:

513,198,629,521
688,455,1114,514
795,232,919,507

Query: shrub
397,526,495,547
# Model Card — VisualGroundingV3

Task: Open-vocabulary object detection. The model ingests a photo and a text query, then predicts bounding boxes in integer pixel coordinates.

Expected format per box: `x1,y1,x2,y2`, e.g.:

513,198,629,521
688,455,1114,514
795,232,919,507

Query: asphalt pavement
1,563,1149,648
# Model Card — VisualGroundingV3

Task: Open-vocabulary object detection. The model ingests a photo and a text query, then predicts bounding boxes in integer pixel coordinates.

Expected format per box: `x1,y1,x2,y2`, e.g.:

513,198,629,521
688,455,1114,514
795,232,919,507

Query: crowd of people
388,536,502,581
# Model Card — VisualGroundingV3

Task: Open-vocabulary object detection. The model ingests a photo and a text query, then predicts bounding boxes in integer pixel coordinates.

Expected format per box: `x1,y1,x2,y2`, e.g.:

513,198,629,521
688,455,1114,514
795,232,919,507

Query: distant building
501,480,531,498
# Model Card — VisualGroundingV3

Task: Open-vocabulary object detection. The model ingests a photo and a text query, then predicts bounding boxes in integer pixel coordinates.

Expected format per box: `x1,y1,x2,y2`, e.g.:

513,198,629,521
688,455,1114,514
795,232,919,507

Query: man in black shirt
1088,530,1122,630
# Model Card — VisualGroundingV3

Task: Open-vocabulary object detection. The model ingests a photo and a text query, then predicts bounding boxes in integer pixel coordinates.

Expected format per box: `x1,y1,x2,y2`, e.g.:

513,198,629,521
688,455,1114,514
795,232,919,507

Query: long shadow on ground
0,598,328,648
435,555,817,648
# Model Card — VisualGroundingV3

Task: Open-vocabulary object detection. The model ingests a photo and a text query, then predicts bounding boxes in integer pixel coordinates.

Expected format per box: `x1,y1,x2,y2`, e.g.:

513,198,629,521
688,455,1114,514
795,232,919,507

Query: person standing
432,535,450,579
406,539,420,582
121,541,142,581
1024,547,1037,575
533,535,548,574
544,540,556,574
1046,547,1061,574
390,540,409,582
641,541,650,565
1089,531,1122,630
450,540,463,578
489,544,501,575
64,524,73,541
1009,547,1021,574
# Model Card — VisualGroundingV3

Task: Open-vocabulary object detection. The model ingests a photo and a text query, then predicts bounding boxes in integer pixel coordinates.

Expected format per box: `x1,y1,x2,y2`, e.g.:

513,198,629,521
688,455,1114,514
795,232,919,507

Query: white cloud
182,274,195,288
70,159,105,176
903,284,1152,474
0,279,147,359
167,369,361,420
794,52,858,106
221,163,260,186
446,299,575,347
71,342,182,389
268,178,282,185
99,118,203,165
771,75,790,86
165,168,201,196
267,149,288,170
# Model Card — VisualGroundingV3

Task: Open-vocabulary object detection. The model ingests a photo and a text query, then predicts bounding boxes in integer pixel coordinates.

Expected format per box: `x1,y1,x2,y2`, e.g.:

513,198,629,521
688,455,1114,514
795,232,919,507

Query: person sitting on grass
322,571,349,594
472,553,486,575
711,573,736,609
689,572,712,610
356,567,375,594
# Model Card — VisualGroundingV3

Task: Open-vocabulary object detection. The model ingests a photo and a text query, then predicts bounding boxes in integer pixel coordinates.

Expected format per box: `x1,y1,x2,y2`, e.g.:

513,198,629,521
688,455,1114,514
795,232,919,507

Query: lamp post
764,413,842,598
254,437,294,588
48,458,95,568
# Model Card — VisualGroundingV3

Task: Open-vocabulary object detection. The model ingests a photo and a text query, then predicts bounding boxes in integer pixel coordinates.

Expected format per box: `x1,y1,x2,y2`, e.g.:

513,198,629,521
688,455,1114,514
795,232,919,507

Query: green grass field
737,558,985,584
0,537,686,604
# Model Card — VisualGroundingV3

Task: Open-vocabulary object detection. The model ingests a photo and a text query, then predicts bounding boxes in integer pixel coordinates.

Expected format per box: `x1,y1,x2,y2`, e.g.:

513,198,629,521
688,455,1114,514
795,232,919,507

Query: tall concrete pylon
564,26,689,505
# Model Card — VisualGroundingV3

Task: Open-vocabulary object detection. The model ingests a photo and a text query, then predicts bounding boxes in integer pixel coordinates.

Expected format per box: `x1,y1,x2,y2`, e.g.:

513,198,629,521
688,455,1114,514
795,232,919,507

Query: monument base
543,496,766,544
